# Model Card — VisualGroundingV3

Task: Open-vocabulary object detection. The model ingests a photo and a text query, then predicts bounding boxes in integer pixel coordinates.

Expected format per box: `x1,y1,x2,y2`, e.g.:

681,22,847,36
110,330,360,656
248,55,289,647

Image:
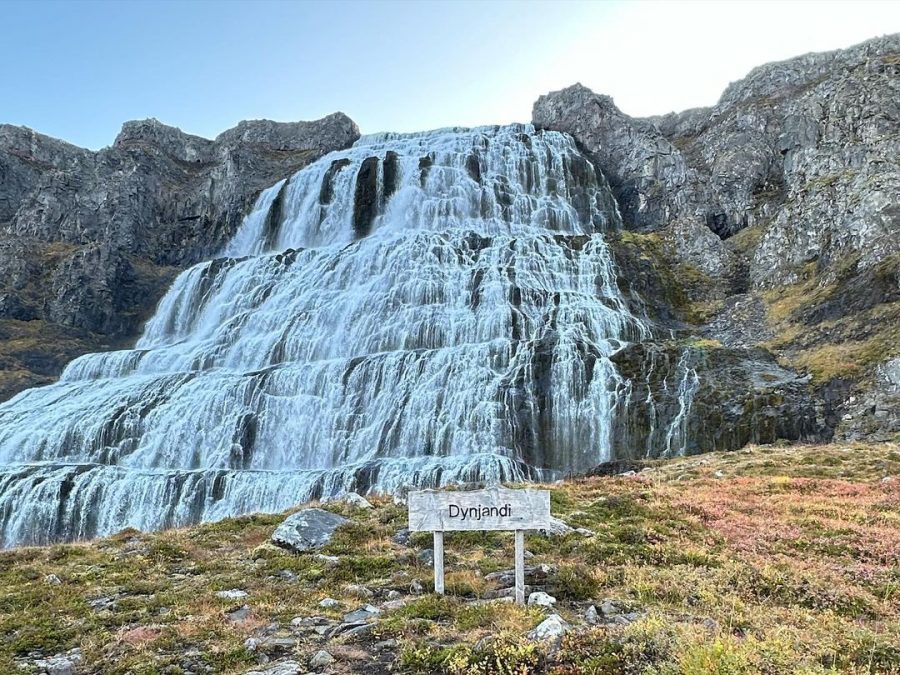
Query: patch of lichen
1,444,898,673
725,220,768,260
0,319,115,401
608,231,721,325
760,255,900,384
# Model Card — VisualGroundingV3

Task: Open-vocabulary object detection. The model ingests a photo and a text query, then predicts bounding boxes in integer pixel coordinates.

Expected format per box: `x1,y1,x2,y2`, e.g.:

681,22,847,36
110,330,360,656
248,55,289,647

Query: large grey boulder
271,508,349,553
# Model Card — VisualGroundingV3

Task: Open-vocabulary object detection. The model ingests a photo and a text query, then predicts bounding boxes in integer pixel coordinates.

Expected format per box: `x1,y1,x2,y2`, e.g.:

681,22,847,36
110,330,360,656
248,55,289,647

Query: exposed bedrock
0,113,359,399
535,34,900,443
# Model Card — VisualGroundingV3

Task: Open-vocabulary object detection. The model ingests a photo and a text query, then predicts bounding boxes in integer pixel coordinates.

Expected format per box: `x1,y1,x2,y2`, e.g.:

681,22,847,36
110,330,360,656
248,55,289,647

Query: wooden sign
408,487,552,604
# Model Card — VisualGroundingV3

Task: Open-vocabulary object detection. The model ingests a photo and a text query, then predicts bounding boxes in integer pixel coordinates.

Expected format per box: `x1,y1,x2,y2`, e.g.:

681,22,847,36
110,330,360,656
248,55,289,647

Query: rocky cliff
0,35,896,447
534,34,900,444
0,114,359,400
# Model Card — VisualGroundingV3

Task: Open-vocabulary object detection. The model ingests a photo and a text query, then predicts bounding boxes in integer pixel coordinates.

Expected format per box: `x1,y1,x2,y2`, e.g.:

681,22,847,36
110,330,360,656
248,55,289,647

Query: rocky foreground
1,442,897,674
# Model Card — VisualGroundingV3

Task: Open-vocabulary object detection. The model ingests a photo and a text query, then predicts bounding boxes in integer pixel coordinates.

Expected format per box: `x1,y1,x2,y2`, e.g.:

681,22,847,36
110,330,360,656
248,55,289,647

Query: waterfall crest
0,124,692,547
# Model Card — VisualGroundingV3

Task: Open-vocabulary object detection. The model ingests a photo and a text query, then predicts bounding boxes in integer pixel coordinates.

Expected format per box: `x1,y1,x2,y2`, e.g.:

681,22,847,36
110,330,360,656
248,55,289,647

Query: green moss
552,563,599,601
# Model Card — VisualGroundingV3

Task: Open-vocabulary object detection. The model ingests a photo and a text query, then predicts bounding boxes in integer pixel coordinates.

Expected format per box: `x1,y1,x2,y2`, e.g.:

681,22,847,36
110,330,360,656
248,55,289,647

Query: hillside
3,442,897,674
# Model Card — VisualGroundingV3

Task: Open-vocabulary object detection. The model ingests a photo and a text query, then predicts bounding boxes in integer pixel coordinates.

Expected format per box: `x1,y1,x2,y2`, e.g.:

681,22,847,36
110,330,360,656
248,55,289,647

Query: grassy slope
1,443,898,674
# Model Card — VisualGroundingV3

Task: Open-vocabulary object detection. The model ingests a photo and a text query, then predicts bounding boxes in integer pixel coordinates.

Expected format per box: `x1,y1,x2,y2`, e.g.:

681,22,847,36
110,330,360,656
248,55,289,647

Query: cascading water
0,124,694,547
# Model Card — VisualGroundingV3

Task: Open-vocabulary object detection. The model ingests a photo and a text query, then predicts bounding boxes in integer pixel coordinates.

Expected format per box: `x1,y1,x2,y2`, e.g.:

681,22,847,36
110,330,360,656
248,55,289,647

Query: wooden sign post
408,487,552,604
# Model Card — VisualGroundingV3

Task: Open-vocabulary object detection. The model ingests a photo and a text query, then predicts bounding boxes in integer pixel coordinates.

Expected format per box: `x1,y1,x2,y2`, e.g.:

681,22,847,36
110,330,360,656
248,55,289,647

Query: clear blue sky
2,0,898,149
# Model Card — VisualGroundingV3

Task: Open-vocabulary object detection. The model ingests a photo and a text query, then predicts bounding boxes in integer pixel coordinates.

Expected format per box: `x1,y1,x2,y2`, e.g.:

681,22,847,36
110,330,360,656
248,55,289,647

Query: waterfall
0,124,692,547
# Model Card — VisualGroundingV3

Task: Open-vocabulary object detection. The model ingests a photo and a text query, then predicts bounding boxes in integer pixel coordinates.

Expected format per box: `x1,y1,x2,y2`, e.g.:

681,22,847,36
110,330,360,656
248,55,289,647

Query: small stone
392,528,411,545
314,553,340,567
309,650,335,669
32,649,82,675
541,517,574,536
244,638,259,652
574,527,595,536
244,661,303,675
318,597,339,608
417,548,435,566
290,615,329,627
45,573,61,585
276,569,298,581
344,583,374,598
381,599,408,611
88,595,118,611
484,585,531,599
714,470,725,478
527,614,570,641
226,604,251,622
585,605,599,625
216,589,248,600
375,639,398,650
600,600,621,616
842,413,854,421
523,550,534,559
527,591,556,608
341,623,376,639
386,589,402,600
326,492,373,509
342,604,380,623
409,579,424,595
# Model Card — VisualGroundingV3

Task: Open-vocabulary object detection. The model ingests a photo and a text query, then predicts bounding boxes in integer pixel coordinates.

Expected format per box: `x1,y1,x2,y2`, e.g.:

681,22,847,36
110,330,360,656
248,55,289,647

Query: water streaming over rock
0,124,697,547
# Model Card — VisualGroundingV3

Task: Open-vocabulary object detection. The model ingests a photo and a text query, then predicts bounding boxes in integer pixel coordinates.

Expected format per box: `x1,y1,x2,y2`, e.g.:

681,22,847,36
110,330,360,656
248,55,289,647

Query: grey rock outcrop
271,508,349,553
533,35,900,288
535,34,900,443
0,113,359,401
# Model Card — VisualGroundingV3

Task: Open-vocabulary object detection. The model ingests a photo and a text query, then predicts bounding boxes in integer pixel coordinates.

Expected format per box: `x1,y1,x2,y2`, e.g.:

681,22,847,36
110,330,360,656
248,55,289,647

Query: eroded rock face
533,84,696,232
611,343,823,456
0,114,359,400
533,35,900,290
535,34,900,444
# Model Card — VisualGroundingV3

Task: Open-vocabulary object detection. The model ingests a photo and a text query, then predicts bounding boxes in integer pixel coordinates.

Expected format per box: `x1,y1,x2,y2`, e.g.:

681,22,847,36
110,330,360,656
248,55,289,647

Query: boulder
527,614,570,641
342,604,380,623
309,650,335,669
271,508,349,553
527,592,556,608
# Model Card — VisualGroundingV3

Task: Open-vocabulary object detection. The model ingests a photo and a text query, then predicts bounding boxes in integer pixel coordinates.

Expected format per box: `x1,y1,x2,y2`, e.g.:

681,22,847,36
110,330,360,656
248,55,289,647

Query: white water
0,124,692,546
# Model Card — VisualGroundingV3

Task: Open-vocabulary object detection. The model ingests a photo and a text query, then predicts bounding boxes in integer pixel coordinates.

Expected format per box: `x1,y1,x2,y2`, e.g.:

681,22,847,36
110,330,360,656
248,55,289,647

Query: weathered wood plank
408,487,551,532
433,530,444,595
514,529,525,605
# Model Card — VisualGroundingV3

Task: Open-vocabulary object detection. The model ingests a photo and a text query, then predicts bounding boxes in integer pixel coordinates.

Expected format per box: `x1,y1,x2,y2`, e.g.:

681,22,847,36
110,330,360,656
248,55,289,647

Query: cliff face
533,34,900,443
0,114,359,400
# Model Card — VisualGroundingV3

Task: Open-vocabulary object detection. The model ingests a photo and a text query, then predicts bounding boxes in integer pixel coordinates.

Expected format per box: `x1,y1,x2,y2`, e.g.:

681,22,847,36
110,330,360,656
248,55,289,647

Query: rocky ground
1,442,897,674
